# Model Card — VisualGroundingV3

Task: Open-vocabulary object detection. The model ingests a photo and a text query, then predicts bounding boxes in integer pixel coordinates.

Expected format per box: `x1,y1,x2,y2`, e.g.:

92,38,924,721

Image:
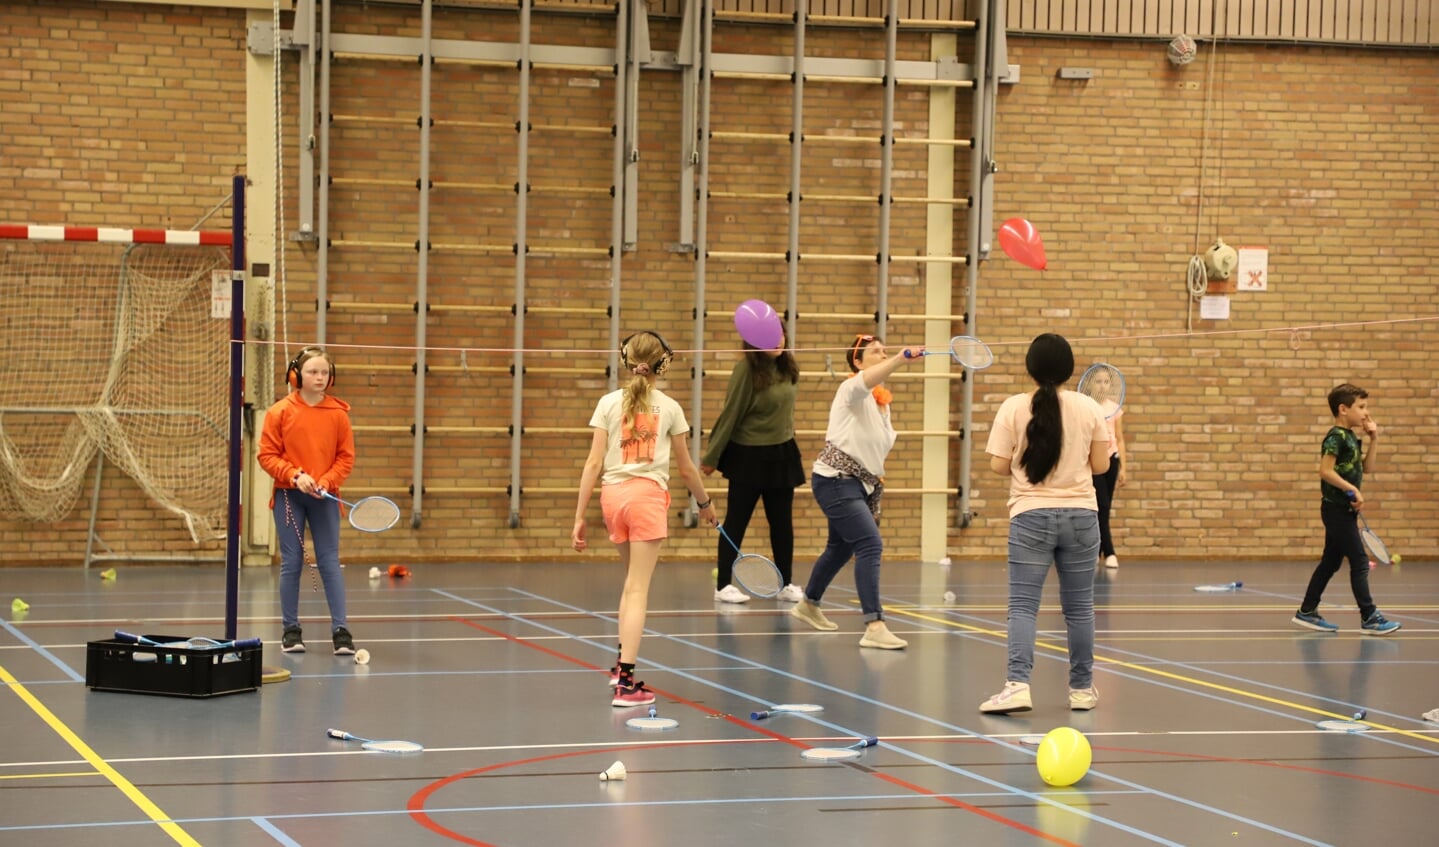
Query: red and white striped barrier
0,224,231,246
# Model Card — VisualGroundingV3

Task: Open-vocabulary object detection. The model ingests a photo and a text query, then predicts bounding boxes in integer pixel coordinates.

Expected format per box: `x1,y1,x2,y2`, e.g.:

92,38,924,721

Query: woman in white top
573,331,718,707
981,333,1110,714
789,333,919,650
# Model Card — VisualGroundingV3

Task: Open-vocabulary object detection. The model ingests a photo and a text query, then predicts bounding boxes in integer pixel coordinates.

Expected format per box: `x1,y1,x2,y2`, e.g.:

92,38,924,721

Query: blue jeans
273,488,347,632
803,473,884,622
1005,508,1099,689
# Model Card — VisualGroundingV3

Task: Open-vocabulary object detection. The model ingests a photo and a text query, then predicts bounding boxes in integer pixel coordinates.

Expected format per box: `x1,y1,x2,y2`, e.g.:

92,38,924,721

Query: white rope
275,0,290,373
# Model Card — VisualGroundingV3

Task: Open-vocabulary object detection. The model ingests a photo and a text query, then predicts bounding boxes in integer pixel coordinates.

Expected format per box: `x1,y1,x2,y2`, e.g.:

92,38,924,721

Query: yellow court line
0,664,201,846
886,607,1439,747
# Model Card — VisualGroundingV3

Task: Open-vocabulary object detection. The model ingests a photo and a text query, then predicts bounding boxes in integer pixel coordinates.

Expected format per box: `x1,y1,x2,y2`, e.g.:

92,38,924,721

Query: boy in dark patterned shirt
1291,383,1401,635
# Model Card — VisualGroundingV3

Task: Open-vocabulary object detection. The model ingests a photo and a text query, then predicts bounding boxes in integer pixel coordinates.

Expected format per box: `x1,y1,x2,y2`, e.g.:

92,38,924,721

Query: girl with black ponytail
980,333,1112,715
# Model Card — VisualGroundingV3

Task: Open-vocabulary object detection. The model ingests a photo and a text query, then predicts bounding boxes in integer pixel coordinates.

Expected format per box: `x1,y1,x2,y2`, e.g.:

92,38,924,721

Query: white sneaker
714,584,750,604
1104,555,1119,569
979,681,1032,714
776,584,805,603
1069,686,1099,711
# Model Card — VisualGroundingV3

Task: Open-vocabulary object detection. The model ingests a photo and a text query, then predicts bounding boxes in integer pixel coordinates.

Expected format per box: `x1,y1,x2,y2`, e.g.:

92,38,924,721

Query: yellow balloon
1036,727,1092,787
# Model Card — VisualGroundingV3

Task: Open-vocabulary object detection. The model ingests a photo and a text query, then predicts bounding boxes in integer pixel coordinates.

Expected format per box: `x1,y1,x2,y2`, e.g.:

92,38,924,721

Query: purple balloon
733,299,783,349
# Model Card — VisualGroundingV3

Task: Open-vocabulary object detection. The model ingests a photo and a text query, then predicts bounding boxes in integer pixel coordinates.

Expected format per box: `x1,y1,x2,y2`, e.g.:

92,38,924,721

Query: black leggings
1092,455,1121,558
715,480,795,588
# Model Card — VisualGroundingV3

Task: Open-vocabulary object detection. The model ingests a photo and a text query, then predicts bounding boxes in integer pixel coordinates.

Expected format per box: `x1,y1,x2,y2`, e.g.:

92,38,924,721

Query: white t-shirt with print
986,389,1108,517
589,387,690,487
812,373,895,489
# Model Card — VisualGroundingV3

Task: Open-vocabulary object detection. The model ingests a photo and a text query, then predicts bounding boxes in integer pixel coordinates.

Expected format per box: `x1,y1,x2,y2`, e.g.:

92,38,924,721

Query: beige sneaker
1069,686,1099,711
979,681,1032,714
859,621,907,650
790,599,838,631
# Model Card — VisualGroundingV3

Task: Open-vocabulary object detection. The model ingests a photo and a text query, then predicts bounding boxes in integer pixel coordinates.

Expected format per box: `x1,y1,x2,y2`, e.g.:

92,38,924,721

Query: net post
225,173,246,642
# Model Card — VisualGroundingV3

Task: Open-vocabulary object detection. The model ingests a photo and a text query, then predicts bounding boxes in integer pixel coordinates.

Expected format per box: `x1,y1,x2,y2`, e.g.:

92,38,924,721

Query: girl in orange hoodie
258,346,356,656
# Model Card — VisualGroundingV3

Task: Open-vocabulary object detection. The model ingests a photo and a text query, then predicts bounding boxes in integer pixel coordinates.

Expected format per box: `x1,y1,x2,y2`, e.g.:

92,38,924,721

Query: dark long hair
1019,333,1075,484
745,340,799,391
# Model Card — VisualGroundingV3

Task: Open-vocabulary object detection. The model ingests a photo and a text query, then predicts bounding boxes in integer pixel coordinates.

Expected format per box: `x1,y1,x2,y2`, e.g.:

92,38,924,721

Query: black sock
618,661,636,686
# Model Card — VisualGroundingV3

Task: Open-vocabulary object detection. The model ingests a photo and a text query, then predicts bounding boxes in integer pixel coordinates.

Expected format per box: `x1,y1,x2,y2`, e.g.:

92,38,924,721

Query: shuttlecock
354,649,370,665
99,568,116,581
11,598,29,613
942,590,956,603
368,567,382,579
598,760,627,781
938,557,952,566
1421,708,1439,723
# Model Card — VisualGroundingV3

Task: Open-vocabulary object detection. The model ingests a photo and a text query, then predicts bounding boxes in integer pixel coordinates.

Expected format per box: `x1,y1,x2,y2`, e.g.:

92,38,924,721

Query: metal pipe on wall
609,0,630,390
687,0,713,514
874,0,899,340
784,8,805,347
410,0,434,529
508,0,534,528
317,0,333,344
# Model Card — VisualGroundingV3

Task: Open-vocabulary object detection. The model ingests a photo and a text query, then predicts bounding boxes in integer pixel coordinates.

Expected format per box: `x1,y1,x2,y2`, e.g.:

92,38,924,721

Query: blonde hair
620,332,667,430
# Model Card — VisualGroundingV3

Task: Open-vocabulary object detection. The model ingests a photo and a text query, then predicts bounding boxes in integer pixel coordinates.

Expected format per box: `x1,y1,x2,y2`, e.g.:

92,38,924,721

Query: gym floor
1,557,1435,846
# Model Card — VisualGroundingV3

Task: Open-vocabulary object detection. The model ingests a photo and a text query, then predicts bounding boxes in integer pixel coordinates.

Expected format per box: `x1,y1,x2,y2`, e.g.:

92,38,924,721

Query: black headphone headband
286,347,336,390
620,330,673,376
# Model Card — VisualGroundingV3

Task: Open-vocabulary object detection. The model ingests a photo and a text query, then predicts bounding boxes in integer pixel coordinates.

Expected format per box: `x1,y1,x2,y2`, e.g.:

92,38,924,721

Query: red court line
429,616,1082,847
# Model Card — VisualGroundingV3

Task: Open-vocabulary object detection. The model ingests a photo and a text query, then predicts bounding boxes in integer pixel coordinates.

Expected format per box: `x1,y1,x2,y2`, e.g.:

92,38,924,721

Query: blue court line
0,620,84,682
438,587,1328,847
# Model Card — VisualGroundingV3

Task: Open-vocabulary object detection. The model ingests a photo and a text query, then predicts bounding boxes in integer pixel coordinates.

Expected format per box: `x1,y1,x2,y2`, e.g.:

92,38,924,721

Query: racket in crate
800,736,879,762
326,727,423,753
718,524,783,598
1077,363,1126,420
321,490,401,532
902,335,994,370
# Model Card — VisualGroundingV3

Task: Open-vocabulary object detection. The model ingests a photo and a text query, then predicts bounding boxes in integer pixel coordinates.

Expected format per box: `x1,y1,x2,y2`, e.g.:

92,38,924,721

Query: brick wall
1,2,1434,566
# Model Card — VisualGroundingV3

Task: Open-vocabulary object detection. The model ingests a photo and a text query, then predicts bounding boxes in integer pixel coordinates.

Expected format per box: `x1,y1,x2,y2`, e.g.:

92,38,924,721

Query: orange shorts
600,477,671,543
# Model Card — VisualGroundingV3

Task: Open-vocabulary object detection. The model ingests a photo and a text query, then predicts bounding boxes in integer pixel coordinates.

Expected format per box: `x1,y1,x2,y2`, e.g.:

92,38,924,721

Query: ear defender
619,331,674,376
286,348,336,390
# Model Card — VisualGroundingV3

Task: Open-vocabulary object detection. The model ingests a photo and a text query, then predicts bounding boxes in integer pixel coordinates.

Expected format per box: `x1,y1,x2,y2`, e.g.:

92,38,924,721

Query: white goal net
0,239,232,541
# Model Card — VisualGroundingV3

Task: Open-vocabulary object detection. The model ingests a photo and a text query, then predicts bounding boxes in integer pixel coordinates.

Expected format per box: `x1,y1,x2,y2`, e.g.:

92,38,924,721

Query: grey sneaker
790,598,838,631
332,627,355,655
281,626,305,653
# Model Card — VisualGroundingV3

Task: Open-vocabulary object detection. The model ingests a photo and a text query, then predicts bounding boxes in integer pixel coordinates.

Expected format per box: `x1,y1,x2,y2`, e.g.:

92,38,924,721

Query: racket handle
232,637,263,649
858,737,879,748
326,728,351,740
750,710,771,720
903,349,916,358
114,630,144,644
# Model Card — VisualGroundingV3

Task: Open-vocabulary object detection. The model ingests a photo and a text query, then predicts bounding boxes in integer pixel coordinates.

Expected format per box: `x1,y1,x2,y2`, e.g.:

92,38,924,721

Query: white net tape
0,241,231,540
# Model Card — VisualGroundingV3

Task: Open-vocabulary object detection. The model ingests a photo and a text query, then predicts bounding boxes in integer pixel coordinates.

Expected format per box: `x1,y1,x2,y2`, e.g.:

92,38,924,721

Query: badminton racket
1077,363,1126,420
800,736,879,762
1194,581,1244,593
751,703,824,720
320,490,401,533
903,335,994,370
114,631,263,650
326,728,424,754
718,524,783,598
1345,491,1391,565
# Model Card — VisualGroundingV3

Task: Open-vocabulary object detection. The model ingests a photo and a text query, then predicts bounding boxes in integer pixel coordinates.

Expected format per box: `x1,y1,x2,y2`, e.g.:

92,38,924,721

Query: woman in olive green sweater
701,337,804,603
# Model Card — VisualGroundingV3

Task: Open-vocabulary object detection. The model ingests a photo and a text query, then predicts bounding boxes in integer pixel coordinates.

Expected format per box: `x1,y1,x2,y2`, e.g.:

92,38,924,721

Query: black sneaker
332,626,355,655
281,626,306,653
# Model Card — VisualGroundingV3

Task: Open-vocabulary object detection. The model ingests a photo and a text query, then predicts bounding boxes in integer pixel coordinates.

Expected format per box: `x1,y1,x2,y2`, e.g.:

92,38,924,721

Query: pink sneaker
611,681,656,708
608,666,620,687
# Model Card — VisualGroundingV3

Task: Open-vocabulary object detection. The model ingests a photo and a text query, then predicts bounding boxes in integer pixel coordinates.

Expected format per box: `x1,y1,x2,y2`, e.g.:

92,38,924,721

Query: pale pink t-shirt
985,389,1109,518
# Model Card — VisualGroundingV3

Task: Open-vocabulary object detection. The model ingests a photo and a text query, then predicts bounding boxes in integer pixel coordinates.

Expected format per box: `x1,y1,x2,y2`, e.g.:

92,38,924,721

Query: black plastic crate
85,634,262,698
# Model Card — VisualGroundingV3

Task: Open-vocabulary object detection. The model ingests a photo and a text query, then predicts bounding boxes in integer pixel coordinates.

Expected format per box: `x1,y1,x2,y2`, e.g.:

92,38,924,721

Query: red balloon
998,217,1047,270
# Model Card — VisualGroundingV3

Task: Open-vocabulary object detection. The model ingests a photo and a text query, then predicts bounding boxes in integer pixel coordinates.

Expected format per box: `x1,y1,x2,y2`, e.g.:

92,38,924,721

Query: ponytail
1017,333,1075,485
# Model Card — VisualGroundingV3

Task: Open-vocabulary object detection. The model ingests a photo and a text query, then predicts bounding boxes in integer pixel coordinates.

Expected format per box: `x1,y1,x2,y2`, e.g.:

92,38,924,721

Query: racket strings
950,336,994,369
734,554,783,596
350,497,400,532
